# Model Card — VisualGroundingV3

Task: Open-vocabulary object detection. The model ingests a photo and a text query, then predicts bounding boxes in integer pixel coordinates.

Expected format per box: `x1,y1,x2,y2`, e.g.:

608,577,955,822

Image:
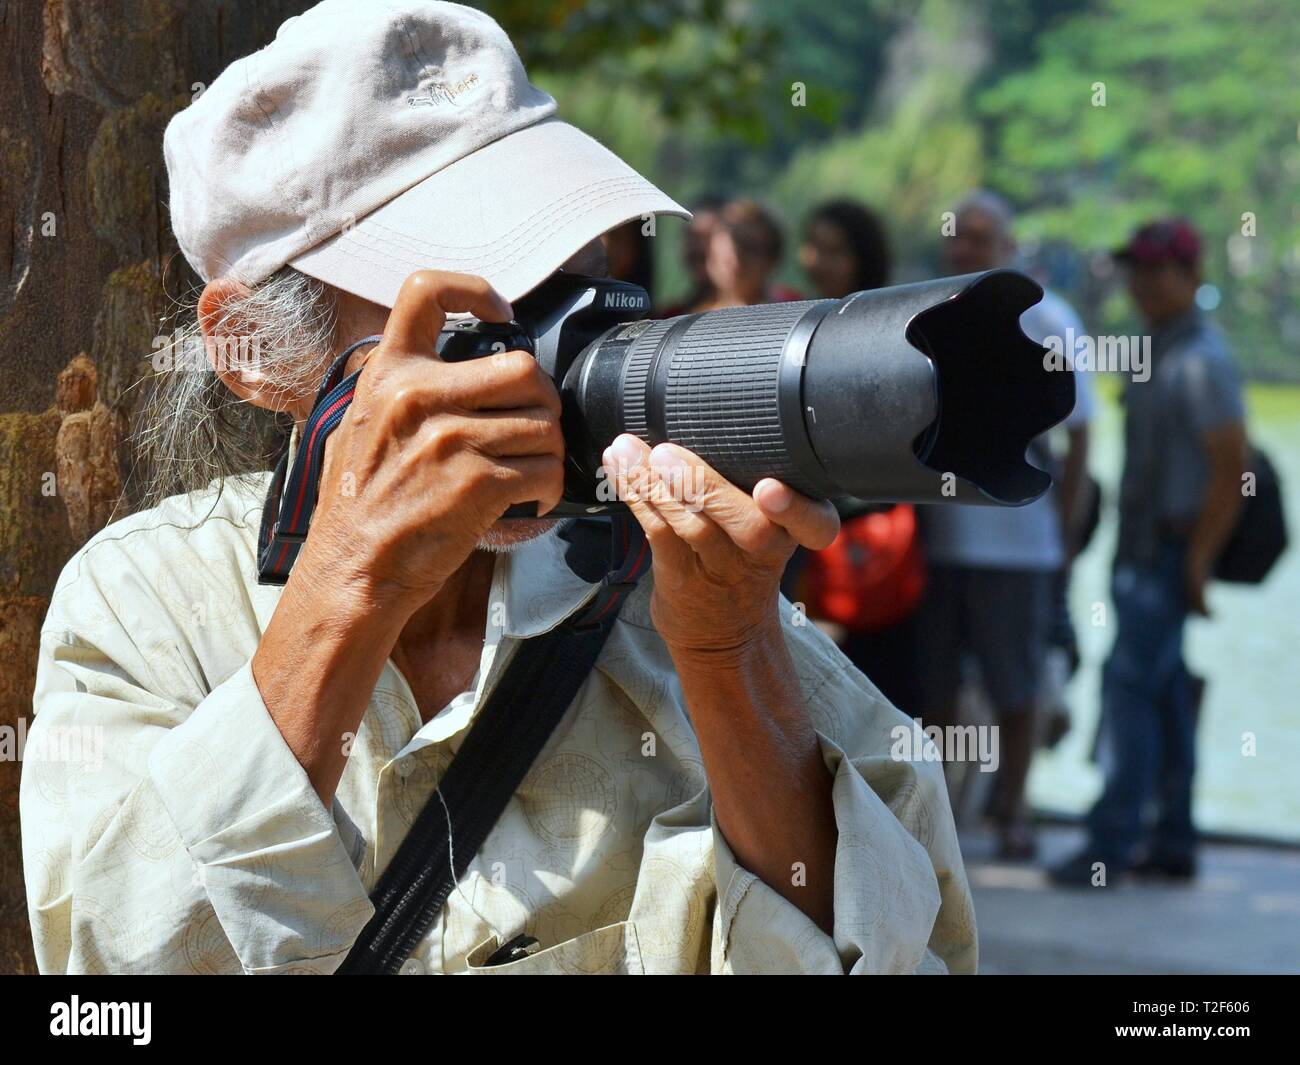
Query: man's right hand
300,269,565,619
251,270,563,805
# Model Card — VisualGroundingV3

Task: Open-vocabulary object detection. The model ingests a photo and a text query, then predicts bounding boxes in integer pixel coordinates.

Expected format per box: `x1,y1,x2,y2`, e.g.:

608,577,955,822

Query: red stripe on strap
269,386,355,576
285,388,355,530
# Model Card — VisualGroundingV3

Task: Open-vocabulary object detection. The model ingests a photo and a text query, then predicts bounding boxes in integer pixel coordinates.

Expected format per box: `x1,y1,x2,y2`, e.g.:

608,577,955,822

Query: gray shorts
916,564,1054,714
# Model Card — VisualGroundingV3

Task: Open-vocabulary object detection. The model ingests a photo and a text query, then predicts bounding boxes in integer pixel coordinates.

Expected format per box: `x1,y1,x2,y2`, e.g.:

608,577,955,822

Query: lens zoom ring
621,318,678,440
665,302,823,496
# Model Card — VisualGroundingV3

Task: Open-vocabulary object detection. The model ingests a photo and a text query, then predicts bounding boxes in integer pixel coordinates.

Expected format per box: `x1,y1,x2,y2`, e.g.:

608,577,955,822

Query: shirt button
395,756,415,779
399,958,423,975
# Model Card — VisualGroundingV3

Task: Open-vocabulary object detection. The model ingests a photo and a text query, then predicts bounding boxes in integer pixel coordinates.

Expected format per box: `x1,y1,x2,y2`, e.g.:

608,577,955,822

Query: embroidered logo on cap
408,72,481,107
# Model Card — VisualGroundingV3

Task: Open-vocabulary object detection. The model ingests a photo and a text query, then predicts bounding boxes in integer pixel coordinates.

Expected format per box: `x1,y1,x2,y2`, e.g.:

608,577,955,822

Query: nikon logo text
603,291,648,311
50,997,151,1045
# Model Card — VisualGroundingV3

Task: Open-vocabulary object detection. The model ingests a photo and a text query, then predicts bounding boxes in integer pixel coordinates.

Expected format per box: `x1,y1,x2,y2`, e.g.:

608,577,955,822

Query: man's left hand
601,433,839,656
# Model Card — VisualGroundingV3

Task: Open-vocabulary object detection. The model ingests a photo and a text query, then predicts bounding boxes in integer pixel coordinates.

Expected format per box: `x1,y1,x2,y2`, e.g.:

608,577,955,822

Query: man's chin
475,517,564,554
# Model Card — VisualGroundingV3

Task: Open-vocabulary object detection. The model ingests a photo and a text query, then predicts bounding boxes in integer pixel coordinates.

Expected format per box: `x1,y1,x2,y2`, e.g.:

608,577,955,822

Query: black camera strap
337,513,648,975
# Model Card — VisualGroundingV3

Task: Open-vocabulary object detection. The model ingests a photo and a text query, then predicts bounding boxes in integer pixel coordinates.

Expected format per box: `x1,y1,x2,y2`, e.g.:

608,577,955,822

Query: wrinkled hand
302,270,565,615
601,433,839,656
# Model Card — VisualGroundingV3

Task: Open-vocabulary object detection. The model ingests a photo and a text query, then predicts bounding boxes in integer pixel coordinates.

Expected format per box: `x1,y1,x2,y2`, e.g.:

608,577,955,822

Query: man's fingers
453,348,560,414
600,438,690,565
646,442,797,556
605,435,803,562
493,454,565,517
472,407,564,459
379,347,559,419
753,478,840,550
382,270,513,357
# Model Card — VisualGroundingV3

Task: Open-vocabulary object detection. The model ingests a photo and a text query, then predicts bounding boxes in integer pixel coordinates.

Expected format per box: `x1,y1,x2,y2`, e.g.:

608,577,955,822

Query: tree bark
0,0,314,975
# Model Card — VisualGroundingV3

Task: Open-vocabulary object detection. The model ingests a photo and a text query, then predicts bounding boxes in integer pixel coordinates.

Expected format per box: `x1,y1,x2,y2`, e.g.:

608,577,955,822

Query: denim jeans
1085,540,1197,865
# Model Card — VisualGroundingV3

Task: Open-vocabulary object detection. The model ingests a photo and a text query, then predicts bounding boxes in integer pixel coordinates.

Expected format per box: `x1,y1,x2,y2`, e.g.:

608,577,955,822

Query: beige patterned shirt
21,472,977,974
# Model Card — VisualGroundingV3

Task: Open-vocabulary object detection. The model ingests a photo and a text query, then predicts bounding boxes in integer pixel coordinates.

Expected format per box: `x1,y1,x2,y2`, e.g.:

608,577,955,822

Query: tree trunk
0,0,314,975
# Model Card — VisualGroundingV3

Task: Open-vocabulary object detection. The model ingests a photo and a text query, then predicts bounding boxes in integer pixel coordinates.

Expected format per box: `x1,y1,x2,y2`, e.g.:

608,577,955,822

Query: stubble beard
475,517,563,554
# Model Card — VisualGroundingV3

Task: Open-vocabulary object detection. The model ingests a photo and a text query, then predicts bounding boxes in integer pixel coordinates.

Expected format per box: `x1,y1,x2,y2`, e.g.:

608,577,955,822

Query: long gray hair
134,267,340,509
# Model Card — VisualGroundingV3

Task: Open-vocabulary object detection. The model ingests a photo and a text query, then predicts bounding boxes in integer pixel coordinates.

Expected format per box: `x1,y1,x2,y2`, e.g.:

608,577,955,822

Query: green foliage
978,0,1300,377
770,0,991,275
474,0,779,133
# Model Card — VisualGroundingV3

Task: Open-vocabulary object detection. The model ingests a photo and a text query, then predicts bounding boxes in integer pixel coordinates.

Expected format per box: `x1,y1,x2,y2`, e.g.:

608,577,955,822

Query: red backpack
803,504,926,633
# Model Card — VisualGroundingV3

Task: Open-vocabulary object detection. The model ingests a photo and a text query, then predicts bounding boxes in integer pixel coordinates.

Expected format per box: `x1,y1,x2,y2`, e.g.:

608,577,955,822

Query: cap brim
289,118,689,308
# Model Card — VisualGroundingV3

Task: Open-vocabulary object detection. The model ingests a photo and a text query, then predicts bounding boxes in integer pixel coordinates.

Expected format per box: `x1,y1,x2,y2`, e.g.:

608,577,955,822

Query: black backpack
1214,445,1288,584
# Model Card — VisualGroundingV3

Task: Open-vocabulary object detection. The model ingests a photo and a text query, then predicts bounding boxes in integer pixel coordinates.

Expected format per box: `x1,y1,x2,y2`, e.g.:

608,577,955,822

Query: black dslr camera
436,269,1075,518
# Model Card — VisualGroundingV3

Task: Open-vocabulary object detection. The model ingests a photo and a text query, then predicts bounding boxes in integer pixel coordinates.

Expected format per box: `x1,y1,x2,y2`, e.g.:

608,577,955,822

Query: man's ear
197,277,302,414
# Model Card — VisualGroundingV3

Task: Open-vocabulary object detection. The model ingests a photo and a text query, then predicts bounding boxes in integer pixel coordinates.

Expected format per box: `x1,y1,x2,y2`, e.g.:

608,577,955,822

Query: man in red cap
1052,218,1247,885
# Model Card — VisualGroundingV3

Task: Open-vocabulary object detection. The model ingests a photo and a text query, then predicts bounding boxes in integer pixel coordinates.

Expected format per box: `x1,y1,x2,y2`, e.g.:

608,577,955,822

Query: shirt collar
377,524,602,754
1152,306,1203,357
491,523,601,640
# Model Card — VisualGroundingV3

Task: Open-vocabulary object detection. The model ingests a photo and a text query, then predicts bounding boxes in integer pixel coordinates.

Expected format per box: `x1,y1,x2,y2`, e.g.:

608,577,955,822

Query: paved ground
962,823,1300,975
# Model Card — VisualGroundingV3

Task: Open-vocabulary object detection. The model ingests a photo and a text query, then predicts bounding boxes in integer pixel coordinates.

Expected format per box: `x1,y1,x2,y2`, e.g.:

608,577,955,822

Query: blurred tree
475,0,778,131
769,0,991,279
979,0,1300,378
0,0,319,975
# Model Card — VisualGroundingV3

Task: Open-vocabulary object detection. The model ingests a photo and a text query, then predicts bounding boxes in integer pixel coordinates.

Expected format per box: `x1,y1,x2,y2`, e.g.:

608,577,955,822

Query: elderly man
20,0,974,974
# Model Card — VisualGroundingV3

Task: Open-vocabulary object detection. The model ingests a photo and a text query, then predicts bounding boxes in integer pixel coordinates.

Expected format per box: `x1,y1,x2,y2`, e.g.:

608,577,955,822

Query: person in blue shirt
1052,219,1248,885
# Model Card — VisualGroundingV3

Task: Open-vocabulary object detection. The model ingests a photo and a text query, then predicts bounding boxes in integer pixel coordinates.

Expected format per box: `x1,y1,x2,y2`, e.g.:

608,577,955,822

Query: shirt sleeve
146,659,375,972
707,645,978,975
1177,348,1245,435
20,555,374,975
1066,352,1098,427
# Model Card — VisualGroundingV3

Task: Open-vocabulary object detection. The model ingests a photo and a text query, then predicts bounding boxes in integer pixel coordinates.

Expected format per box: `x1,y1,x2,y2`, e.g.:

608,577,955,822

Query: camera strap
256,333,384,585
338,514,648,975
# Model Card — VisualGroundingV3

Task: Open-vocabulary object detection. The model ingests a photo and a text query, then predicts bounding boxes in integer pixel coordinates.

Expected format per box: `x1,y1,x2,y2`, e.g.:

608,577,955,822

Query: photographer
19,1,974,975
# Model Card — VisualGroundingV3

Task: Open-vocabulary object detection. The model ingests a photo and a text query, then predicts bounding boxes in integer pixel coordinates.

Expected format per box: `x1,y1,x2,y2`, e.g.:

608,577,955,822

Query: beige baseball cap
164,0,688,307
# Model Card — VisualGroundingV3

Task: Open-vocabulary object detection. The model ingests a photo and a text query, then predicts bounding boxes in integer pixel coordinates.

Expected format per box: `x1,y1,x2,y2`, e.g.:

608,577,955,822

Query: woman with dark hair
789,200,925,721
799,199,892,298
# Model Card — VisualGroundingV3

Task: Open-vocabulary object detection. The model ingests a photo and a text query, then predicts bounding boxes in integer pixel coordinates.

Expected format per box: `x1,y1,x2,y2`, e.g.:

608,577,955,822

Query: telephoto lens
556,269,1075,512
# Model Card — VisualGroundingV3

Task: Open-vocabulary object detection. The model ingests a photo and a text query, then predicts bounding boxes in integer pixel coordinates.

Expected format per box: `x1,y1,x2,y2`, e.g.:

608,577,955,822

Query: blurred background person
658,193,725,316
1052,220,1248,886
695,197,802,310
915,190,1097,862
799,198,892,297
788,200,927,718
